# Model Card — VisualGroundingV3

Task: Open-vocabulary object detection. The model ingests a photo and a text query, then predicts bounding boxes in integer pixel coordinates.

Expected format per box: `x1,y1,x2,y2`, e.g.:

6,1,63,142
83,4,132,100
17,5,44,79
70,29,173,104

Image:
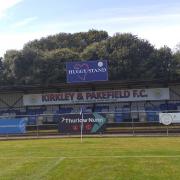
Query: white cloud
11,17,38,28
136,26,180,49
0,0,23,19
0,31,54,57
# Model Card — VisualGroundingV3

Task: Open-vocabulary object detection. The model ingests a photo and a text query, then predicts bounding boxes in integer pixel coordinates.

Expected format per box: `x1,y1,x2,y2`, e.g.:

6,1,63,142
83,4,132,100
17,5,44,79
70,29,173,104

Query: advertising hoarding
58,113,106,134
66,60,108,83
23,88,170,106
0,118,27,134
159,113,180,125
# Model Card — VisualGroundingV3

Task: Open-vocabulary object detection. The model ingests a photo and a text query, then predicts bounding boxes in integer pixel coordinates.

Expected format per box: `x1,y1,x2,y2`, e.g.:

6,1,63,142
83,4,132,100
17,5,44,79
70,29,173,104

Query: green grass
0,137,180,180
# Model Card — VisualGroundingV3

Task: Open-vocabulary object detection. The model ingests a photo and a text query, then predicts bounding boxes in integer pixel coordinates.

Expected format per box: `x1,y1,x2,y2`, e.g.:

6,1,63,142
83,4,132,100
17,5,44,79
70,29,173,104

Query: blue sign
0,118,27,134
66,60,108,83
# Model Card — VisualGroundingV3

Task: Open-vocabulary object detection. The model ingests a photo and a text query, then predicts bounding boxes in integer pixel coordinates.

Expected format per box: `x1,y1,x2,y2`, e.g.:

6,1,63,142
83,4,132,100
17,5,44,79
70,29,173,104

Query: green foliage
81,33,155,80
40,48,80,84
1,30,180,85
143,47,177,80
174,51,180,78
24,29,108,52
0,57,4,84
81,40,109,60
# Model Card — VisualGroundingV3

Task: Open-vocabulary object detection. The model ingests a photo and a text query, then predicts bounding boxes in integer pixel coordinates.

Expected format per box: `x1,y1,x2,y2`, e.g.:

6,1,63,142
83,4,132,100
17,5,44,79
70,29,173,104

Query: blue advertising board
66,60,108,83
0,118,27,134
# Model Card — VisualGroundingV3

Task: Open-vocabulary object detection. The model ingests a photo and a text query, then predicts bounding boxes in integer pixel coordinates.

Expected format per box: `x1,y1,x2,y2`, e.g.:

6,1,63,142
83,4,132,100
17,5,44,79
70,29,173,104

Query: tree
144,46,178,80
81,40,109,60
105,33,155,80
24,30,108,53
173,50,180,79
2,30,180,85
3,50,20,84
3,49,42,84
0,57,4,84
35,48,80,84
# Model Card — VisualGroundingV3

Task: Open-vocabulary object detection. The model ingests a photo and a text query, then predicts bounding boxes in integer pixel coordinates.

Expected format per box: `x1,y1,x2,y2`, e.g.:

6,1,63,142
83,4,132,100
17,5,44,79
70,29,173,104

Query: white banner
159,113,180,125
23,88,169,106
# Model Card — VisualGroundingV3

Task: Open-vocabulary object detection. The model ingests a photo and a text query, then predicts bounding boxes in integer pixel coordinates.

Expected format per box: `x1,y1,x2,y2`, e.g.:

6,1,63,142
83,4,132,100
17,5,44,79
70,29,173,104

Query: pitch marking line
0,155,180,159
38,157,65,179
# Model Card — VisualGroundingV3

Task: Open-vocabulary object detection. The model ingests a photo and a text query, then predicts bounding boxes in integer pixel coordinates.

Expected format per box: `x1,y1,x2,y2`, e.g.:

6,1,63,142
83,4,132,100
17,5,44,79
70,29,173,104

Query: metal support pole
36,116,39,137
80,112,83,143
132,117,135,136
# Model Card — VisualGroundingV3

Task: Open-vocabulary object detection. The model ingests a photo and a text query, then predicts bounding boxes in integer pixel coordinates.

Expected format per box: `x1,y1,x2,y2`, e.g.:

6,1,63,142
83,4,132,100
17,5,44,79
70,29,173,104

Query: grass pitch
0,137,180,180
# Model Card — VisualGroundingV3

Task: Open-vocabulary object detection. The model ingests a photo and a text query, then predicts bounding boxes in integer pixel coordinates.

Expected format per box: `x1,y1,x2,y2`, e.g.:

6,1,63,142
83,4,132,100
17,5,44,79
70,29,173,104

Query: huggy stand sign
66,60,108,83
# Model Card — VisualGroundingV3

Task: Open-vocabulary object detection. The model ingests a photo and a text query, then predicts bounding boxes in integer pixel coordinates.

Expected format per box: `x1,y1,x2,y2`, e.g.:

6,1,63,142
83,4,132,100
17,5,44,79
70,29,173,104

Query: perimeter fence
0,110,180,138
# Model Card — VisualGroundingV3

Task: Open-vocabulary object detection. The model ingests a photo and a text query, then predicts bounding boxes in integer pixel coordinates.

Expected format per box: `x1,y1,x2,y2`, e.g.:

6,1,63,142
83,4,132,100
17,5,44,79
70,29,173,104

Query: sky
0,0,180,57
